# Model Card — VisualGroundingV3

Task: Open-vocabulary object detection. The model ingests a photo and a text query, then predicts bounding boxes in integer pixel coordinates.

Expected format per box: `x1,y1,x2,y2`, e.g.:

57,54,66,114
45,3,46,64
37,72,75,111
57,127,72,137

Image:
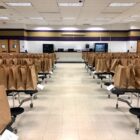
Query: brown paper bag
134,66,140,89
17,66,27,90
114,65,128,88
43,58,52,73
12,58,18,65
110,59,120,72
120,59,128,66
0,59,3,65
5,59,13,65
26,65,37,90
0,85,11,134
8,65,18,90
0,66,8,89
95,59,102,72
127,65,135,89
34,59,42,73
101,59,110,72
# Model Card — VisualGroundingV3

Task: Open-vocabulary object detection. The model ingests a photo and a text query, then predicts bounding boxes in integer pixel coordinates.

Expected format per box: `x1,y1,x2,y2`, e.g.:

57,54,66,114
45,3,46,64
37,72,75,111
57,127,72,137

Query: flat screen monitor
43,44,54,53
58,48,64,52
68,48,74,52
85,44,89,49
94,43,108,52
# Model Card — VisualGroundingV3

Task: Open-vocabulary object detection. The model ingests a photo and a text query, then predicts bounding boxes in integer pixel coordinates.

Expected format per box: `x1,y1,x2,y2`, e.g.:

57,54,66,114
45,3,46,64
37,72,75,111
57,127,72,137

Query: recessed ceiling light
34,27,53,30
96,17,111,21
131,15,140,18
0,16,9,20
58,3,83,7
109,3,136,7
6,2,32,7
29,17,44,20
123,19,136,22
86,27,105,31
63,17,75,20
60,27,79,30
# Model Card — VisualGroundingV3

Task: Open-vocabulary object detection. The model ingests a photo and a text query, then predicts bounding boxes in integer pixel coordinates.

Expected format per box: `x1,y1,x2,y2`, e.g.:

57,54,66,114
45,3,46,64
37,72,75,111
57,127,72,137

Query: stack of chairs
0,53,57,135
82,52,140,134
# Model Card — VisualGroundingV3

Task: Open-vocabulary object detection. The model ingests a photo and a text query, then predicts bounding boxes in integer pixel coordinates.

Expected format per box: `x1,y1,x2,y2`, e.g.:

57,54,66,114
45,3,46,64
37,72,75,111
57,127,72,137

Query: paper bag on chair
0,85,11,134
0,66,8,90
134,66,140,89
120,59,128,66
95,59,102,72
127,65,135,89
0,59,3,65
43,58,52,73
12,58,18,65
5,59,13,65
114,65,127,88
101,59,109,72
110,59,120,72
8,66,18,90
26,65,37,90
17,66,27,90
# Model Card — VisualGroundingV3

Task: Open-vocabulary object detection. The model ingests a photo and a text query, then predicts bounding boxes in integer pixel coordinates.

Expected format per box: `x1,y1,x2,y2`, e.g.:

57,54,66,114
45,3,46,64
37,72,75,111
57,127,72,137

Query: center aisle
18,63,139,140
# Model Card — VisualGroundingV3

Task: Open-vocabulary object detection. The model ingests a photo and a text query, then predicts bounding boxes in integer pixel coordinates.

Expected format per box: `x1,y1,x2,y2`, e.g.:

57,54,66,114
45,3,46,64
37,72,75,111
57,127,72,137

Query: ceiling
0,0,140,29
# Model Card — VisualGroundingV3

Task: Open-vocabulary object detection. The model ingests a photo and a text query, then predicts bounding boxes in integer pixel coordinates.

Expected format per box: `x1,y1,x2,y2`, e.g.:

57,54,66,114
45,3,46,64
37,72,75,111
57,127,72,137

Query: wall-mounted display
94,43,108,52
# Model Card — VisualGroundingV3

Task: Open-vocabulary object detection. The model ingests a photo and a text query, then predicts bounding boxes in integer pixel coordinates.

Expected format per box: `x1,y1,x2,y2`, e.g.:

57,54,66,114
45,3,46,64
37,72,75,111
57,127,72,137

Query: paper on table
107,84,114,91
0,130,18,140
37,84,45,90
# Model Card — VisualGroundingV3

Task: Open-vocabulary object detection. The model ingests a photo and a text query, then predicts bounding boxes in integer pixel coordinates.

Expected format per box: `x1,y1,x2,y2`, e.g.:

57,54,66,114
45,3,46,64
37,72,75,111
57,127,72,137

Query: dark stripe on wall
0,29,139,32
25,37,101,41
0,36,129,41
25,37,130,41
0,36,25,40
111,37,129,41
129,36,140,41
0,29,139,41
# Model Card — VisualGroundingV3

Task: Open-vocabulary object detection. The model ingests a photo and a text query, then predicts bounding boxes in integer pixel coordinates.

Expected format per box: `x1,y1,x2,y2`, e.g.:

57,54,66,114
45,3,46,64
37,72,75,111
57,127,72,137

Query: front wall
0,29,139,41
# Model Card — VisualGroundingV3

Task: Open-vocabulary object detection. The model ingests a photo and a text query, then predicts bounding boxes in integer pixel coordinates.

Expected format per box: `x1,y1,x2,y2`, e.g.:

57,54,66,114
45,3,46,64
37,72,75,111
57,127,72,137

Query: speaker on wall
85,44,90,49
43,44,54,53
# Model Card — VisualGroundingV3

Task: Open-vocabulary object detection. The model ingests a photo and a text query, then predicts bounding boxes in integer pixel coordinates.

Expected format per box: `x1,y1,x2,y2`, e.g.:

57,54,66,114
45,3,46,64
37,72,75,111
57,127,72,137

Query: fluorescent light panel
63,17,75,20
0,16,9,20
34,27,53,30
96,17,111,21
29,17,44,20
109,3,135,7
123,19,136,22
86,27,105,31
58,3,83,7
131,15,140,18
60,27,79,30
6,2,32,7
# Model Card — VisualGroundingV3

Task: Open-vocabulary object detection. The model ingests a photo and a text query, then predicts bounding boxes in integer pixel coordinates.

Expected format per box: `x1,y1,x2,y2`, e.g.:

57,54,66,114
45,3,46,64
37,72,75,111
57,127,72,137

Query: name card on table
107,84,114,91
0,130,18,140
37,84,45,90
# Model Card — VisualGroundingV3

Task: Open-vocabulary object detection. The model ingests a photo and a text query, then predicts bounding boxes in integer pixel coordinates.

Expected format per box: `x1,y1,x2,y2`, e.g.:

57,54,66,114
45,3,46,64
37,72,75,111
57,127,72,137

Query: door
0,40,8,53
9,40,20,53
137,40,140,53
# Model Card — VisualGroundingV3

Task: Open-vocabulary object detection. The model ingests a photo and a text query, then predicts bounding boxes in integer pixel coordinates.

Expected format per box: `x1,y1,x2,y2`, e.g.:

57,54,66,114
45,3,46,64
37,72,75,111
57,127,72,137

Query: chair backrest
0,85,11,134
